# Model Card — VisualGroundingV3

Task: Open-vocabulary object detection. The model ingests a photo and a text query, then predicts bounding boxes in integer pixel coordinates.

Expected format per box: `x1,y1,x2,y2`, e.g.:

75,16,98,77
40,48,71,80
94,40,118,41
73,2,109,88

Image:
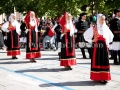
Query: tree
0,0,120,17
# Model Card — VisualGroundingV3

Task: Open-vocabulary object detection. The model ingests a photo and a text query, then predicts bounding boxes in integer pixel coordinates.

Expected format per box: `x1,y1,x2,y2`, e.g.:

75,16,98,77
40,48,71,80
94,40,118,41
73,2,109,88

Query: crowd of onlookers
0,13,115,51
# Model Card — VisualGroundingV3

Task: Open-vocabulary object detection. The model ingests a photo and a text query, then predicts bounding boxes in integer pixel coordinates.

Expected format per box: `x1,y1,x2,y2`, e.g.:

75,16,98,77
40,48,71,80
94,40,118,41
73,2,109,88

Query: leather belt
113,30,120,33
78,31,85,33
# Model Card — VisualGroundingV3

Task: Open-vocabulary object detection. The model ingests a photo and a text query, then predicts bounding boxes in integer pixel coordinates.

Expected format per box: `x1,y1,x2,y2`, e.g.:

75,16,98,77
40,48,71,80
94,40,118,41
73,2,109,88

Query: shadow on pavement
15,68,67,73
77,58,90,59
36,58,58,60
77,63,91,65
39,81,103,87
0,61,29,64
0,52,6,53
0,58,13,60
42,54,58,56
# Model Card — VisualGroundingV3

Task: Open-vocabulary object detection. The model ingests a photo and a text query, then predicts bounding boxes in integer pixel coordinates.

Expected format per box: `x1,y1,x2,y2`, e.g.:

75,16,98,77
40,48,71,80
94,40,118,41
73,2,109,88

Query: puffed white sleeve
1,22,9,32
15,21,21,35
52,23,58,30
83,27,93,43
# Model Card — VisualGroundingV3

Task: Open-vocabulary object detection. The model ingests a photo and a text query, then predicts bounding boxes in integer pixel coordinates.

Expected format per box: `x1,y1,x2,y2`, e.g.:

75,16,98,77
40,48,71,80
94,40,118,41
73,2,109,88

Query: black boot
109,50,114,59
58,52,61,61
80,48,87,59
113,51,119,65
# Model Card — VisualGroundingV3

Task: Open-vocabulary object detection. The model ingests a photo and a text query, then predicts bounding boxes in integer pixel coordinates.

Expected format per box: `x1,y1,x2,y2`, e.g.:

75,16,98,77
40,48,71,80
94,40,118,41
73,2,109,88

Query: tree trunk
95,0,98,14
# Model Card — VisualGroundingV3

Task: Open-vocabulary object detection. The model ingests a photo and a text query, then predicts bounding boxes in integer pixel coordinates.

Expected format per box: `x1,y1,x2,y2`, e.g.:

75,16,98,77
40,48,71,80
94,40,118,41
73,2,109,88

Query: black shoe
30,60,36,63
100,81,108,84
0,47,4,50
114,63,119,65
69,67,72,70
83,57,87,59
109,57,113,59
64,66,72,70
30,58,36,63
15,57,18,59
12,57,18,59
12,57,15,59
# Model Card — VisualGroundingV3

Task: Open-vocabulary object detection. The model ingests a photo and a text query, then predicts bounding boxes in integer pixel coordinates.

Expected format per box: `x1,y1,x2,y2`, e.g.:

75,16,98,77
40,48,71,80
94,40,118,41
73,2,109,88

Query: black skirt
60,32,76,66
26,29,41,59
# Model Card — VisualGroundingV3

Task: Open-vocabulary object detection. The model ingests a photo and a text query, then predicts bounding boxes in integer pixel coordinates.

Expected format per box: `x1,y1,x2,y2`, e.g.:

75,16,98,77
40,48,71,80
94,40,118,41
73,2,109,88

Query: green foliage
0,0,120,17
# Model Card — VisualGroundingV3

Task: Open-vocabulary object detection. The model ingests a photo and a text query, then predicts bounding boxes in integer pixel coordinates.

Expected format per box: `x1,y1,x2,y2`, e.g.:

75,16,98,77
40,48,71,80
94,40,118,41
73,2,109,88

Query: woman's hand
92,38,97,42
63,27,68,34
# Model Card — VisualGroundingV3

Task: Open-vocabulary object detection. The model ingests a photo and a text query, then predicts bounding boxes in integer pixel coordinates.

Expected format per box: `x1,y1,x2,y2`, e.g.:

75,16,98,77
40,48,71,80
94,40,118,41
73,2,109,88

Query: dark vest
110,18,120,41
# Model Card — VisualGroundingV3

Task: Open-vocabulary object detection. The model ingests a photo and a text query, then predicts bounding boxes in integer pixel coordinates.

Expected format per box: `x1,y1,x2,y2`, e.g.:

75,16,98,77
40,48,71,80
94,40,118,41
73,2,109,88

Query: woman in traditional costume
83,14,114,84
24,11,41,62
2,14,21,59
59,12,76,70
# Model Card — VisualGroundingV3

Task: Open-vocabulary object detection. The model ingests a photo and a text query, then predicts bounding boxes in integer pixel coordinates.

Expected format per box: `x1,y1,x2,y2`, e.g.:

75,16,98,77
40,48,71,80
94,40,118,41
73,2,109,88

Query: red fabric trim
26,52,41,59
65,33,75,56
9,27,16,30
90,72,111,81
60,59,76,66
92,27,109,69
7,50,20,56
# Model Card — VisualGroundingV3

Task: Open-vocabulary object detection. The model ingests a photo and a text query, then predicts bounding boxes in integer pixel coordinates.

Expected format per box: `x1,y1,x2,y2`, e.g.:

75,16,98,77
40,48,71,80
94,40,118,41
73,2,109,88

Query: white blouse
83,26,114,48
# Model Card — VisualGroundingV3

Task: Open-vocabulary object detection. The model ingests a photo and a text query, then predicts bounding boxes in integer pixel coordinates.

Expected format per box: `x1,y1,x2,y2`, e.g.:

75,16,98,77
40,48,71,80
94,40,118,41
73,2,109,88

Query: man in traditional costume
83,14,114,84
54,20,62,50
24,11,41,62
59,12,76,70
76,13,91,59
110,9,120,65
0,24,4,50
20,20,27,48
2,14,21,59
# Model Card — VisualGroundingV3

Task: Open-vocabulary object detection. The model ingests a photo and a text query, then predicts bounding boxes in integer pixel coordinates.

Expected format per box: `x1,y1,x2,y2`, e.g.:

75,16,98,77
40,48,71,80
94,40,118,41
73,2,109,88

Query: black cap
114,9,120,14
80,13,87,17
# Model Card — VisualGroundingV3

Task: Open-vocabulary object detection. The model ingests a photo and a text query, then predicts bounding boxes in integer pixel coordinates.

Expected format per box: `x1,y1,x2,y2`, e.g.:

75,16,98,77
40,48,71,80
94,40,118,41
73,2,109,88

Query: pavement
0,48,120,90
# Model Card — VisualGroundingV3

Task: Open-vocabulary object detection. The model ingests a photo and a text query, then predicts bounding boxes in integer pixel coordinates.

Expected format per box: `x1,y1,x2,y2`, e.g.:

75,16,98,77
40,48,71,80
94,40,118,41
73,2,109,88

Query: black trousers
80,48,92,58
113,50,120,63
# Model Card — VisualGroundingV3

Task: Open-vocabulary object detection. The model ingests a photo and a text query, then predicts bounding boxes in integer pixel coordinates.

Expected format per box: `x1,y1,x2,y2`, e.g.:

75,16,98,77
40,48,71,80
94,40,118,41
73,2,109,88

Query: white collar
115,17,120,20
81,19,85,22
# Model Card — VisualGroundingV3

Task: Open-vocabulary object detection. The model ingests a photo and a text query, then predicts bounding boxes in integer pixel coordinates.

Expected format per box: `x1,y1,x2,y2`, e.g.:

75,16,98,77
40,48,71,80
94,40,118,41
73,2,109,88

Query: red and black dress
90,26,111,81
60,30,76,66
59,12,76,67
6,22,20,56
26,24,41,59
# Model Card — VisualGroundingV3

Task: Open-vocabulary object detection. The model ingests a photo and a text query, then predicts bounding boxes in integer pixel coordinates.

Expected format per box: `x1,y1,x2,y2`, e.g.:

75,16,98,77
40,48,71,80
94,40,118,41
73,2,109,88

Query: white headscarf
9,13,15,22
29,11,38,32
66,13,74,36
96,14,114,47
